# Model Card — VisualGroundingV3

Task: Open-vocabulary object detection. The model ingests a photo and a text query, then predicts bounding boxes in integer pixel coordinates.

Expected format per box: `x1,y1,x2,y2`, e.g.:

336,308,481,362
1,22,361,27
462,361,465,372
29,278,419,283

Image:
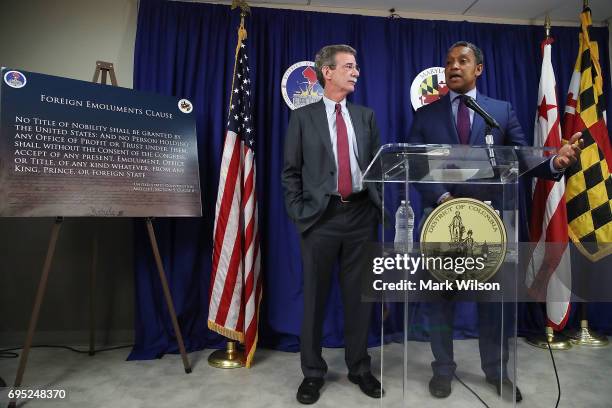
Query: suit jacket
282,99,381,233
408,92,559,207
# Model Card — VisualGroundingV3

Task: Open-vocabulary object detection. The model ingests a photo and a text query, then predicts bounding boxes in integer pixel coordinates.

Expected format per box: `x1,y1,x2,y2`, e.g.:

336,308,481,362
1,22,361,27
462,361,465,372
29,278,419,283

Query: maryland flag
420,74,448,105
562,6,612,261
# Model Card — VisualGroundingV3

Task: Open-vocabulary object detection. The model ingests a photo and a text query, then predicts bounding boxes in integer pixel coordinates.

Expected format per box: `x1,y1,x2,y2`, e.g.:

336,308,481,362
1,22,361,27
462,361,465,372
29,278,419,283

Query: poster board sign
0,68,202,217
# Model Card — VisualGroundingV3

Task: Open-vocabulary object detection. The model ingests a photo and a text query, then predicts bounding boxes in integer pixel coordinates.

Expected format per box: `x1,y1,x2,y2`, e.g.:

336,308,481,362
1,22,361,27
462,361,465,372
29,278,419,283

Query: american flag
208,23,262,368
527,36,571,330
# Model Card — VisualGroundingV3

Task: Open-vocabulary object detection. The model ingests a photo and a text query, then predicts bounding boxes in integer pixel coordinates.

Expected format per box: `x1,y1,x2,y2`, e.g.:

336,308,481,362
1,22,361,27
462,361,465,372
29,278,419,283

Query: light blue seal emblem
4,70,27,89
281,61,323,110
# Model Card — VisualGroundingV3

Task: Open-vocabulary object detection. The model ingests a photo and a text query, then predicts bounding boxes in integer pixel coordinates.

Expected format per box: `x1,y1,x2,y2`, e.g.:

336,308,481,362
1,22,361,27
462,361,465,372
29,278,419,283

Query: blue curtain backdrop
129,0,612,360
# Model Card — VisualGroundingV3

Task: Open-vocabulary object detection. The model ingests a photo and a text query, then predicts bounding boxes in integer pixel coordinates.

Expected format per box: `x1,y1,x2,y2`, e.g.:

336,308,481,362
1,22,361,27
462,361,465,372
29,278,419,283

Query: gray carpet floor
1,338,611,408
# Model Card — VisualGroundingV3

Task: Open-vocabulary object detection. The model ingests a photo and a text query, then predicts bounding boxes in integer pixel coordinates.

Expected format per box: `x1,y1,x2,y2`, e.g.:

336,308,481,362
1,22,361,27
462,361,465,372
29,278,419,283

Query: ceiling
214,0,612,24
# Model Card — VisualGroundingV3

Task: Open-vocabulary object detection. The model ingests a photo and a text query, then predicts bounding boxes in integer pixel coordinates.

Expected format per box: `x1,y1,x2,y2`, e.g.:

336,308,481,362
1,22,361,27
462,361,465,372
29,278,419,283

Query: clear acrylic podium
362,143,554,408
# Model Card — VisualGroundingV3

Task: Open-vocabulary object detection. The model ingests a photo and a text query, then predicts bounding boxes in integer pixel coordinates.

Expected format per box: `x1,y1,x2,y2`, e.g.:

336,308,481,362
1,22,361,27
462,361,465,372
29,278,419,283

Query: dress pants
299,195,377,378
428,301,511,380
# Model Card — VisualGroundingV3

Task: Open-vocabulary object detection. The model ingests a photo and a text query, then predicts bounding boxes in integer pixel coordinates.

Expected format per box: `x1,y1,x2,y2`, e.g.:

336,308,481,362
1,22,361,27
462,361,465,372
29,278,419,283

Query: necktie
335,103,352,198
456,95,470,145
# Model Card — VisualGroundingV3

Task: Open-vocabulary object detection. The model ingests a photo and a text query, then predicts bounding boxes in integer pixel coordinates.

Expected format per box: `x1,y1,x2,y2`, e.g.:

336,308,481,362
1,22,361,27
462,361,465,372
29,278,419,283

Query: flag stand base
566,320,609,347
208,341,245,369
526,326,572,350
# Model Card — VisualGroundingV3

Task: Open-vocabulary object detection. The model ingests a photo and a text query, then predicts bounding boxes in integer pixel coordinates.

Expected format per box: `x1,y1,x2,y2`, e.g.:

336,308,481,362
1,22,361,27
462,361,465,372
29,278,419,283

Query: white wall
0,0,138,345
0,0,138,88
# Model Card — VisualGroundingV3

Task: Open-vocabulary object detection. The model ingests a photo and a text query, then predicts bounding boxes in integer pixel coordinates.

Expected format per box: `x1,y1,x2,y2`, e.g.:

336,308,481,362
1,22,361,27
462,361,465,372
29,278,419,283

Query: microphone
462,96,499,168
464,96,501,130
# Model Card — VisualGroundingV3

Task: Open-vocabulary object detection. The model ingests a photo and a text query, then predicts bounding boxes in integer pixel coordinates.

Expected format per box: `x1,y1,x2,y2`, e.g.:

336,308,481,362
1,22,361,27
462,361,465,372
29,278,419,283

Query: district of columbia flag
527,35,571,330
208,17,262,368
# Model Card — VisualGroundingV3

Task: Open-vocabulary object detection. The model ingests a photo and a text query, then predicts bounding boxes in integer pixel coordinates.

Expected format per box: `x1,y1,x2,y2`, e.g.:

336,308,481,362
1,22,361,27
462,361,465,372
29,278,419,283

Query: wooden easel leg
89,229,98,356
145,218,192,374
9,217,63,408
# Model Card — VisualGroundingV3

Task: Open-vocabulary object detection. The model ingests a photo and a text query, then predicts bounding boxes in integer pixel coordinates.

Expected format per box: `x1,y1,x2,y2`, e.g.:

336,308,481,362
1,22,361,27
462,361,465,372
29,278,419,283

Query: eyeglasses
328,63,360,72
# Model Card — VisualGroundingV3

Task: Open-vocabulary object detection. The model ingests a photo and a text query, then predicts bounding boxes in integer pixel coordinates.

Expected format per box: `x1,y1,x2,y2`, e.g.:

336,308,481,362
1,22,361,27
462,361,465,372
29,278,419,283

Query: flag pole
565,309,609,347
525,15,573,351
207,0,252,369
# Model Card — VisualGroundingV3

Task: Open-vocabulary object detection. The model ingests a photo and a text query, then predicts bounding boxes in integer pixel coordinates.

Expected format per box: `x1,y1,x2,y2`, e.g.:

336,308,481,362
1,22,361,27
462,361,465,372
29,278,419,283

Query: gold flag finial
232,0,251,16
232,0,250,33
544,15,551,38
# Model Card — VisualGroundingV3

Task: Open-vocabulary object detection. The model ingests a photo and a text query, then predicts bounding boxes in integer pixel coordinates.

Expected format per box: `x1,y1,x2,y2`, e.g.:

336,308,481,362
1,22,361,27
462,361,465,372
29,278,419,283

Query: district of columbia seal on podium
420,197,507,284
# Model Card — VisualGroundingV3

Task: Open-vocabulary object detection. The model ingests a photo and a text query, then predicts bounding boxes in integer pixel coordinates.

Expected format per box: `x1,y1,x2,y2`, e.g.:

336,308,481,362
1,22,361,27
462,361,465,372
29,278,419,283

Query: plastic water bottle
394,200,414,252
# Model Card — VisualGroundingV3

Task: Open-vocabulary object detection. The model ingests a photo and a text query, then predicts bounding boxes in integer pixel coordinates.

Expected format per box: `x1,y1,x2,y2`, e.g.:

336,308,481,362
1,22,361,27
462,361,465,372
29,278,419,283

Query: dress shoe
486,377,523,402
296,377,324,404
428,375,452,398
348,372,383,398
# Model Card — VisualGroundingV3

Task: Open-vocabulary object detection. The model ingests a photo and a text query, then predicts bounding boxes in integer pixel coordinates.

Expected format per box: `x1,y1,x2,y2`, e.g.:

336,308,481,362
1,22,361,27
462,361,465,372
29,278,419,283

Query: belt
330,190,369,203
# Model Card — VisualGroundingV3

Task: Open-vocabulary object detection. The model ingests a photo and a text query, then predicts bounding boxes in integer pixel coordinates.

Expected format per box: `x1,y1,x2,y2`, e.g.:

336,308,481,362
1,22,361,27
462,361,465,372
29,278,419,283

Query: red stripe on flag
214,228,243,327
528,201,569,302
210,134,241,301
244,230,261,366
235,286,245,336
242,212,256,299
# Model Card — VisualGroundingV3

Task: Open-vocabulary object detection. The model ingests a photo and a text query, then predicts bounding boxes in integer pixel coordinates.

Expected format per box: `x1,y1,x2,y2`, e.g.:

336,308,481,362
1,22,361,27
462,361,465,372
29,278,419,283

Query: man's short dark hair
448,41,484,65
314,44,357,87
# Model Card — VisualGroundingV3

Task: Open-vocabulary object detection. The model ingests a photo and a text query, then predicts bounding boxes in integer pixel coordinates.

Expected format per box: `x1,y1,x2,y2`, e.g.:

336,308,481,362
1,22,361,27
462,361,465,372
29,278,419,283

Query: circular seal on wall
4,70,27,89
178,99,193,114
281,61,324,110
420,198,507,283
410,67,448,110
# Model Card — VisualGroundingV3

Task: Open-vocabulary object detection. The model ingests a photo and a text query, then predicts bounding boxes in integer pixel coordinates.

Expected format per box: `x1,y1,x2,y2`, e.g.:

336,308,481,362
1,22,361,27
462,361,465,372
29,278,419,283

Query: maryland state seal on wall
281,61,324,110
410,67,448,110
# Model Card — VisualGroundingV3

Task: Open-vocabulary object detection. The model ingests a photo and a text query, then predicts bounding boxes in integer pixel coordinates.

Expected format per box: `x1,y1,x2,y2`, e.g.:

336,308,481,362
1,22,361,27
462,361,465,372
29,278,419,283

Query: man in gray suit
282,44,382,404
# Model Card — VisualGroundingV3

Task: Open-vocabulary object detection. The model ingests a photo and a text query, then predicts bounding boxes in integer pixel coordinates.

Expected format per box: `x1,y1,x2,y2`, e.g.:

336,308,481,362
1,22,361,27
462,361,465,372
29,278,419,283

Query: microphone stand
485,124,497,168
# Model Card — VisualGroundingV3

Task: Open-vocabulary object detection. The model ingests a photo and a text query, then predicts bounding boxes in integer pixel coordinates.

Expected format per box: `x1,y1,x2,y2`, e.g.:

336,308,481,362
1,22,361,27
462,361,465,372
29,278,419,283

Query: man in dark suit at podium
282,44,383,404
408,41,582,402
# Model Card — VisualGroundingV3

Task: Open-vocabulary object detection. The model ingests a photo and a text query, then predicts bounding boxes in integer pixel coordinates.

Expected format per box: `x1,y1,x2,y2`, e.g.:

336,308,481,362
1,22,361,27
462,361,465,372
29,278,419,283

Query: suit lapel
469,92,486,145
347,102,366,169
311,100,335,163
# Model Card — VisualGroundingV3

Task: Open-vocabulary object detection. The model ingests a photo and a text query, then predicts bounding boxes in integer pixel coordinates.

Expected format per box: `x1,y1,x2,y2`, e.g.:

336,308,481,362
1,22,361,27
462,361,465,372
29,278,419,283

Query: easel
8,61,191,408
92,60,118,86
